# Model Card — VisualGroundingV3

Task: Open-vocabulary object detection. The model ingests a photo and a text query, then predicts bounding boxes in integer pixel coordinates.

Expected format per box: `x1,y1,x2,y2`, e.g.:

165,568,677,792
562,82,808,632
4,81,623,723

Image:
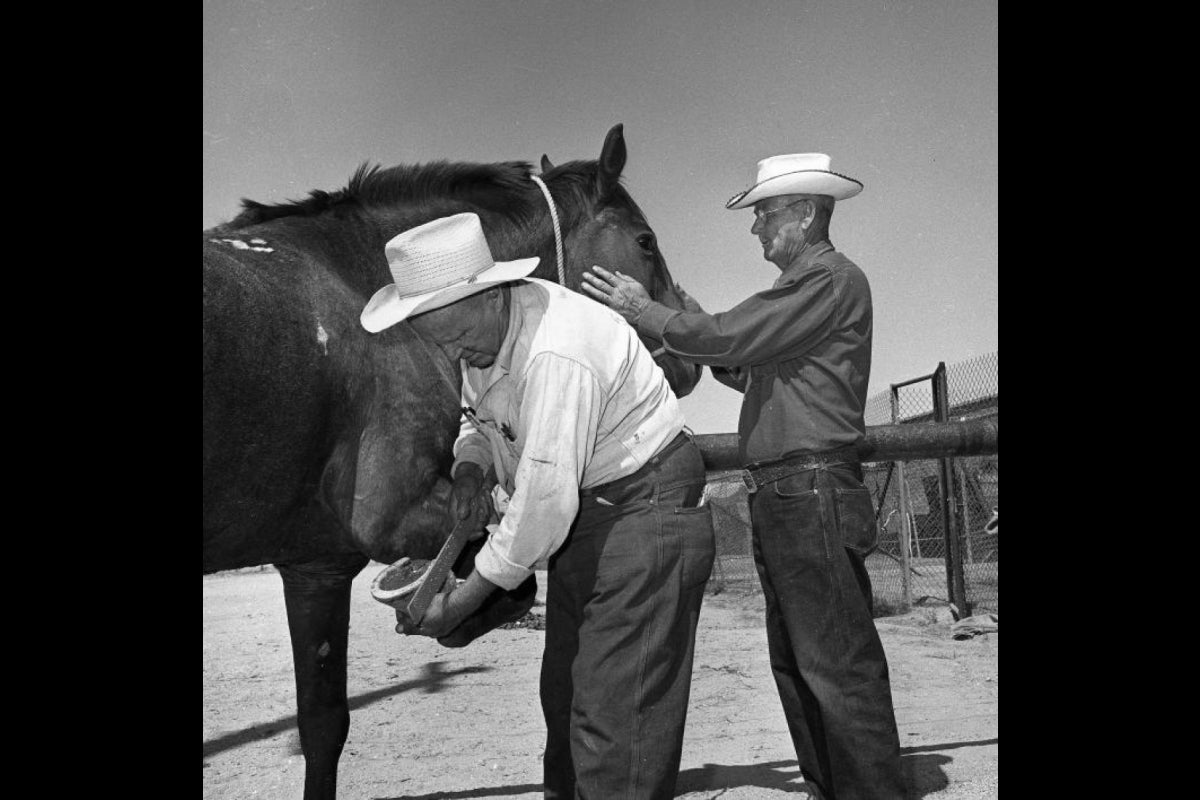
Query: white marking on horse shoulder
212,237,273,253
316,321,329,355
249,238,268,245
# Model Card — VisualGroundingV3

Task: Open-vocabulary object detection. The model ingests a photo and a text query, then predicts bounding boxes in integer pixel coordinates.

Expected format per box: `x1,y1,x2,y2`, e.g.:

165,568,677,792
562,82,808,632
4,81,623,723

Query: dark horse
203,124,702,799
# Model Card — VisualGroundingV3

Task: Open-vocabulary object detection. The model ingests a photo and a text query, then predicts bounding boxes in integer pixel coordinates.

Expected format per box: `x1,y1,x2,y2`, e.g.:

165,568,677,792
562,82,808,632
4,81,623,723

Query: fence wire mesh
701,352,997,617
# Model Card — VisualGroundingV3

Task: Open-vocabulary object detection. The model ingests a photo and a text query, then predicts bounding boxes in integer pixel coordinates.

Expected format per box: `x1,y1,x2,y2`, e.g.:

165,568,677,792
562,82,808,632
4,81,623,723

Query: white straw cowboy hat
361,212,540,333
725,153,863,209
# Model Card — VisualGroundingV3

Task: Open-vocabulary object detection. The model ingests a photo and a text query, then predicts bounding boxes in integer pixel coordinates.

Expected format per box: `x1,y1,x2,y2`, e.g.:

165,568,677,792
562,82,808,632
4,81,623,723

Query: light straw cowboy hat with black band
725,153,863,209
361,212,541,333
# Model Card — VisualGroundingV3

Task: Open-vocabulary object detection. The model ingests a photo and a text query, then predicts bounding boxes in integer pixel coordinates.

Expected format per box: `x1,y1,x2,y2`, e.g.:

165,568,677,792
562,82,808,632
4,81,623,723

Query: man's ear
800,199,817,230
486,284,508,308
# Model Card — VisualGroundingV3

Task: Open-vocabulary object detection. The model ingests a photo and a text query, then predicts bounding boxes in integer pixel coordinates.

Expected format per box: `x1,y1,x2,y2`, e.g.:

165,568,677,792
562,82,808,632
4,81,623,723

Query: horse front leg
277,553,368,800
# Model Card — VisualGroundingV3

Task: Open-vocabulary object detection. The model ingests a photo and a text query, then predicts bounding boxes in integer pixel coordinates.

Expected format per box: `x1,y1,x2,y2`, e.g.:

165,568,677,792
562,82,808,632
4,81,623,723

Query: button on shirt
634,242,871,467
453,279,684,591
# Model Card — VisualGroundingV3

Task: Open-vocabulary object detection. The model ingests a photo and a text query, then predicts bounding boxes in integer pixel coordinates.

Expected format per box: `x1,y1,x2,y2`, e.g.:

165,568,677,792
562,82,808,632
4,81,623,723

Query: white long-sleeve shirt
453,279,685,590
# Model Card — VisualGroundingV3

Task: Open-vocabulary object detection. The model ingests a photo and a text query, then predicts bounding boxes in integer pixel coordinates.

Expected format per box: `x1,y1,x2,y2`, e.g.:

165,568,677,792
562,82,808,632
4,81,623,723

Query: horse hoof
370,557,431,608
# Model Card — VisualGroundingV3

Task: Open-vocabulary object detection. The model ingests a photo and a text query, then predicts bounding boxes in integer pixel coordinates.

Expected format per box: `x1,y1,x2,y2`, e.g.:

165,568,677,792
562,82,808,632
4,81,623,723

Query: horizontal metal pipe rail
693,415,998,472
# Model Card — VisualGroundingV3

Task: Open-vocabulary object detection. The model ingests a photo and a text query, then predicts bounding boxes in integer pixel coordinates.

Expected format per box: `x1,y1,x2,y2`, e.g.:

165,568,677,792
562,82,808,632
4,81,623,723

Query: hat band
754,168,861,189
391,258,496,301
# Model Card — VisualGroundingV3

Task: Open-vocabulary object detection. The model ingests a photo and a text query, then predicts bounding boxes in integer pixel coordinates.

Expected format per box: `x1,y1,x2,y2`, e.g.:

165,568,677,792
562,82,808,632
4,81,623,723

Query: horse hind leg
277,553,369,800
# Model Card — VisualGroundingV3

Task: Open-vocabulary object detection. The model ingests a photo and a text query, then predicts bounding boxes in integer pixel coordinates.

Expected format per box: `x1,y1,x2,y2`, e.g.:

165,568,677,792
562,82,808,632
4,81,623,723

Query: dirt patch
203,567,996,799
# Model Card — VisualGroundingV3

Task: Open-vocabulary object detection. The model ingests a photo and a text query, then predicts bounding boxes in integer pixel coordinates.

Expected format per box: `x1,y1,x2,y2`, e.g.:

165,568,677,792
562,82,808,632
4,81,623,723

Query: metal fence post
890,385,912,608
933,363,971,618
957,463,974,564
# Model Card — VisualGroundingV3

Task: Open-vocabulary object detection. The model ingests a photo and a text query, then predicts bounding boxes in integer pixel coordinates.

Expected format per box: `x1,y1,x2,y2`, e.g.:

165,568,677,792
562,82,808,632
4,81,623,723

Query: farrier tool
402,516,475,624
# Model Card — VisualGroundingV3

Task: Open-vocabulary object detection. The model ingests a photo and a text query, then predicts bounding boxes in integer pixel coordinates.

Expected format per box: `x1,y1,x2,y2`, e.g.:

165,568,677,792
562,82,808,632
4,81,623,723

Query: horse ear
540,154,554,173
596,123,626,201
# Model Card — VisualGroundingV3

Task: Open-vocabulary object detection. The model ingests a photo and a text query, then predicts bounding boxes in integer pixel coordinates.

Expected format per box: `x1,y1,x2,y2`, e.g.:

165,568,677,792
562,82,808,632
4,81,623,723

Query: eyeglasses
753,200,808,224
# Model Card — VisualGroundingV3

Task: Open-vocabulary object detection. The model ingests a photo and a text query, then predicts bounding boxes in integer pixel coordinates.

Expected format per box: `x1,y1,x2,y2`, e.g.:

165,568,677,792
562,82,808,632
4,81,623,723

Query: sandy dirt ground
203,566,997,799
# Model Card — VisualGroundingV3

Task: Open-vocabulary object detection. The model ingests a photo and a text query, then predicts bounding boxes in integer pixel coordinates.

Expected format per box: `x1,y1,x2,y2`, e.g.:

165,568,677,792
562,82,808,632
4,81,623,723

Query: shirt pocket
834,487,878,553
500,392,521,445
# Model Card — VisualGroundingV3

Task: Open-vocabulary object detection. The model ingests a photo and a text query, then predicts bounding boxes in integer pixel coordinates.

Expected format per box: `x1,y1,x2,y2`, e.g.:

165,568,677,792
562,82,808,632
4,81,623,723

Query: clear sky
203,0,997,434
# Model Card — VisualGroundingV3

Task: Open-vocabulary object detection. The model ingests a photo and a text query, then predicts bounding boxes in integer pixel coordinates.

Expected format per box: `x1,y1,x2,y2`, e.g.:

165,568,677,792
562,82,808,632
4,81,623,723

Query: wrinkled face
750,196,812,268
407,288,509,369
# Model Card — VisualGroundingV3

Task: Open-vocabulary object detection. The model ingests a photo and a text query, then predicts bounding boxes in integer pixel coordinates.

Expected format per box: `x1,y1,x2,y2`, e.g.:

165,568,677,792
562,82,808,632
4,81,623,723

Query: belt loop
741,470,758,494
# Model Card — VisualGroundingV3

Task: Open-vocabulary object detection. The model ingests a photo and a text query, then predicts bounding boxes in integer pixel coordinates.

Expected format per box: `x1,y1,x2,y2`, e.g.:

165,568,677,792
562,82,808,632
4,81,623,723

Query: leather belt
580,430,691,498
742,445,860,494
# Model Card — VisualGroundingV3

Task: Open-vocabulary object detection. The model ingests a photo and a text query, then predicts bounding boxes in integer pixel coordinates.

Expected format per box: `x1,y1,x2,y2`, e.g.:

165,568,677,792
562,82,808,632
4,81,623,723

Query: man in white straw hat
363,212,716,799
582,154,905,800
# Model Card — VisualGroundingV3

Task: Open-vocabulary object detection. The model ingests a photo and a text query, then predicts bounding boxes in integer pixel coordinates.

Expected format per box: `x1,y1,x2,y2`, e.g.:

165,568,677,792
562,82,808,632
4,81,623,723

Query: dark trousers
749,462,906,800
541,436,715,799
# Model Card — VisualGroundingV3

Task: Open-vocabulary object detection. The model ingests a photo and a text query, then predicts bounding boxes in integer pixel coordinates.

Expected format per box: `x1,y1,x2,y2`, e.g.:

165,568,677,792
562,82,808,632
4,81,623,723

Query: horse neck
243,206,543,299
368,195,571,289
503,182,591,289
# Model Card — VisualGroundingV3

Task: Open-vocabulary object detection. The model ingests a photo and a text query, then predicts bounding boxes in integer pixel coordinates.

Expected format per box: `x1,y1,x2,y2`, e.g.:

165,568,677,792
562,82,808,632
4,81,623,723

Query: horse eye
636,233,656,253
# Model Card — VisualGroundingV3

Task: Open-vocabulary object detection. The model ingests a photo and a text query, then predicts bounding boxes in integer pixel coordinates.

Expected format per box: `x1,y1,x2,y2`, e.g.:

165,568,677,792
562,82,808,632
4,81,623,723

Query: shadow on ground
371,737,996,800
372,761,808,800
375,786,543,800
902,737,997,797
677,758,816,794
203,662,491,761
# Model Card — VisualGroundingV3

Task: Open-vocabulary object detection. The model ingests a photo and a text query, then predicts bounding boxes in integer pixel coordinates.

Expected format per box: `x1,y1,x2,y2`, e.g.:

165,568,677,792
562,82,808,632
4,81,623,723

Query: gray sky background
203,0,997,434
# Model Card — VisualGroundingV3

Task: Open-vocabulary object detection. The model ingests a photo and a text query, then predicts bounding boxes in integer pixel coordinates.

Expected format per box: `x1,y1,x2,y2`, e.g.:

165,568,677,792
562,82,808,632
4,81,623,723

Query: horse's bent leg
277,554,368,800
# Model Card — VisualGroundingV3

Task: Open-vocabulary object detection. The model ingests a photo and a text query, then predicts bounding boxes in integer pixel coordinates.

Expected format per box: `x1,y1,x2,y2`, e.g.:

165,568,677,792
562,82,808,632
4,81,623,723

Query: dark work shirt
635,241,872,466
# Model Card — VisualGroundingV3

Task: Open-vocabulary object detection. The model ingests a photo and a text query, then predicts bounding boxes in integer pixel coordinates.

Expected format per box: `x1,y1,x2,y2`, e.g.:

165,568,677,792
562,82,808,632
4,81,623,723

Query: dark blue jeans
750,462,905,800
541,436,715,799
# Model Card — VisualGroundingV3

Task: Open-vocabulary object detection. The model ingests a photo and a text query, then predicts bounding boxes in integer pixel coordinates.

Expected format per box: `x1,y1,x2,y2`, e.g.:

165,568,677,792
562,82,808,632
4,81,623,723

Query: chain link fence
701,352,998,617
702,471,760,588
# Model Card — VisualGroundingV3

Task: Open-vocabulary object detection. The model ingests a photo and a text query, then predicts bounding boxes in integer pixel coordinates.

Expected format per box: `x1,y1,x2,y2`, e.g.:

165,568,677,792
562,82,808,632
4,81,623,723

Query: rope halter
529,174,566,287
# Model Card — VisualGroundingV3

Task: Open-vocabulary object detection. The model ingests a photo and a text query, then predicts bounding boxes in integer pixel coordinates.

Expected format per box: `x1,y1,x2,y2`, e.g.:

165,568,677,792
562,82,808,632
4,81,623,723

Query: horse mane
222,159,620,231
541,159,638,223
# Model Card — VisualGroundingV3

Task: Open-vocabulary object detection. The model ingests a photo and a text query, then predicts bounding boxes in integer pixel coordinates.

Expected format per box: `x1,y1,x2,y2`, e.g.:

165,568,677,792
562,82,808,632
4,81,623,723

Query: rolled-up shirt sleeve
474,353,602,590
635,267,840,368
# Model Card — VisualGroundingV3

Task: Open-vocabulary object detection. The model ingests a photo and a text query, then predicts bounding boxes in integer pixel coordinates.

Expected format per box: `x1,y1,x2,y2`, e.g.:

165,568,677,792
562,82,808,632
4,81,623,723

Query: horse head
536,125,704,398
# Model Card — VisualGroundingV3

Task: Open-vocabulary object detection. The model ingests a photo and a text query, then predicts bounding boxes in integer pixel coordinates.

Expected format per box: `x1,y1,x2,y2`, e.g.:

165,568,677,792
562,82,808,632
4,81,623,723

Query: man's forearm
453,461,485,481
447,569,498,622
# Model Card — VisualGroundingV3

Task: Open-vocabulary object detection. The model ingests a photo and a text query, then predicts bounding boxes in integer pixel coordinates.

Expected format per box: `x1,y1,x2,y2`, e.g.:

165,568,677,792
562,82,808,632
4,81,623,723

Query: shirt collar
468,282,541,392
773,240,834,289
492,292,521,374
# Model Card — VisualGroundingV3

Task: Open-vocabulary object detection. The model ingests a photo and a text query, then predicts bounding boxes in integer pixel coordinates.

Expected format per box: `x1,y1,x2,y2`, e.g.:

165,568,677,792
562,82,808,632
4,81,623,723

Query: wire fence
701,352,998,617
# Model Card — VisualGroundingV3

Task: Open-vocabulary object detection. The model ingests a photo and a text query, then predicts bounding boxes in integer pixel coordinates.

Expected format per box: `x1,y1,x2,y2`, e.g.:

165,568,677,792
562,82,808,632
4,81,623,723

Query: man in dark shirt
582,153,905,800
